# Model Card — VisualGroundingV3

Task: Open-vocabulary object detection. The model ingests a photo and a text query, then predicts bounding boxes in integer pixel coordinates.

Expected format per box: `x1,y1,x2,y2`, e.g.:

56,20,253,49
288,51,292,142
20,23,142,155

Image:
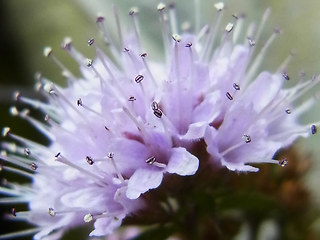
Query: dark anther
107,152,114,159
285,108,291,114
128,96,136,102
96,16,105,23
153,109,163,118
11,208,16,217
77,98,83,106
24,148,31,156
151,101,159,110
123,47,129,52
243,134,251,143
140,53,147,58
31,162,38,171
185,42,192,47
86,156,94,165
226,92,233,100
88,38,95,46
279,159,288,167
311,124,317,135
86,59,93,67
282,72,290,81
55,152,61,158
233,83,240,91
135,74,144,83
146,156,156,165
247,37,255,47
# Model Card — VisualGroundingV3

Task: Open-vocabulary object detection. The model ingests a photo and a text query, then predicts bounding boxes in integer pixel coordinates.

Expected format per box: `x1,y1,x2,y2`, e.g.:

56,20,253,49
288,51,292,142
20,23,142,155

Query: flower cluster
0,2,318,239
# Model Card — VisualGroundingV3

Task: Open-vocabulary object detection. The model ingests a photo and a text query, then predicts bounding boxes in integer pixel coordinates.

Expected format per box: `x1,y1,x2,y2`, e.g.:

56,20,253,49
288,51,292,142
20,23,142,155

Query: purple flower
0,2,318,239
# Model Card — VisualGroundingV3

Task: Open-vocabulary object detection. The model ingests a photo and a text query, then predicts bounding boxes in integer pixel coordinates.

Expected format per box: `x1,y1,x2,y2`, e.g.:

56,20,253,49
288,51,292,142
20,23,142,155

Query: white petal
166,147,199,176
126,169,163,199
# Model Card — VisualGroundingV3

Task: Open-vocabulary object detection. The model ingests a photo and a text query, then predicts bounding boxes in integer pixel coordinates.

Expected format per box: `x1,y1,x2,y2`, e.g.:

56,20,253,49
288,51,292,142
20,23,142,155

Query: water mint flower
0,2,318,240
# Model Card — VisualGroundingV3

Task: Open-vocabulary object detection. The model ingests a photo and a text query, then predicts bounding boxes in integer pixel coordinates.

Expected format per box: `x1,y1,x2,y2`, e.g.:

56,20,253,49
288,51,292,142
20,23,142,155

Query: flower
0,2,318,240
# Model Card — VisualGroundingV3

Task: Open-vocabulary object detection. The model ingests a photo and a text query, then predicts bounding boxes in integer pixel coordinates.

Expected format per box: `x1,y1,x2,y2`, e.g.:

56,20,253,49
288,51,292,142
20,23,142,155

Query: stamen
129,7,141,51
107,153,124,182
285,108,291,114
55,153,107,186
245,29,279,86
168,3,178,34
0,228,41,240
145,156,166,168
113,5,124,48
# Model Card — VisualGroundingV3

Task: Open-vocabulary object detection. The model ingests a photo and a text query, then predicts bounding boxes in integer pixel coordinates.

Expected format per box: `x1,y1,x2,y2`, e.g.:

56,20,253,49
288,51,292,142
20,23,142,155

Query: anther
172,34,181,42
13,91,21,102
96,16,105,23
157,3,166,11
279,159,288,167
11,208,16,217
151,101,159,110
43,47,53,57
77,98,83,106
123,47,129,52
214,2,225,11
2,127,10,137
134,74,144,83
232,14,239,20
88,38,95,46
153,109,163,118
146,156,156,165
282,72,290,81
84,213,93,223
129,7,139,16
226,92,233,100
44,114,50,122
285,108,291,114
185,42,193,47
48,208,56,217
128,96,136,102
107,152,114,159
225,23,234,33
243,134,251,143
247,37,256,47
24,148,31,156
86,156,94,165
61,37,72,50
30,162,38,171
140,52,147,58
86,58,93,67
55,152,61,159
233,83,240,91
311,124,317,135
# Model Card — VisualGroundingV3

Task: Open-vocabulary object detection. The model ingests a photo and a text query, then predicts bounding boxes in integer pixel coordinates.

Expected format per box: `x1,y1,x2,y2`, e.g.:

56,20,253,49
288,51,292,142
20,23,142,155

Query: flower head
0,2,318,239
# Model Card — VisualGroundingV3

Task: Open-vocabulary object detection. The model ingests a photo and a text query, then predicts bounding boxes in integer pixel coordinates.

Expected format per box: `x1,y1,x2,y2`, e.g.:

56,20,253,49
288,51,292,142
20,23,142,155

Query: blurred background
0,0,320,239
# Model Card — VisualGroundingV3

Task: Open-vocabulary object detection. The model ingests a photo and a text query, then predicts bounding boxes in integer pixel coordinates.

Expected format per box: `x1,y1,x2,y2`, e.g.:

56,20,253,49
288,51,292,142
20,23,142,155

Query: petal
126,169,163,199
166,147,199,176
179,121,208,140
89,213,125,237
